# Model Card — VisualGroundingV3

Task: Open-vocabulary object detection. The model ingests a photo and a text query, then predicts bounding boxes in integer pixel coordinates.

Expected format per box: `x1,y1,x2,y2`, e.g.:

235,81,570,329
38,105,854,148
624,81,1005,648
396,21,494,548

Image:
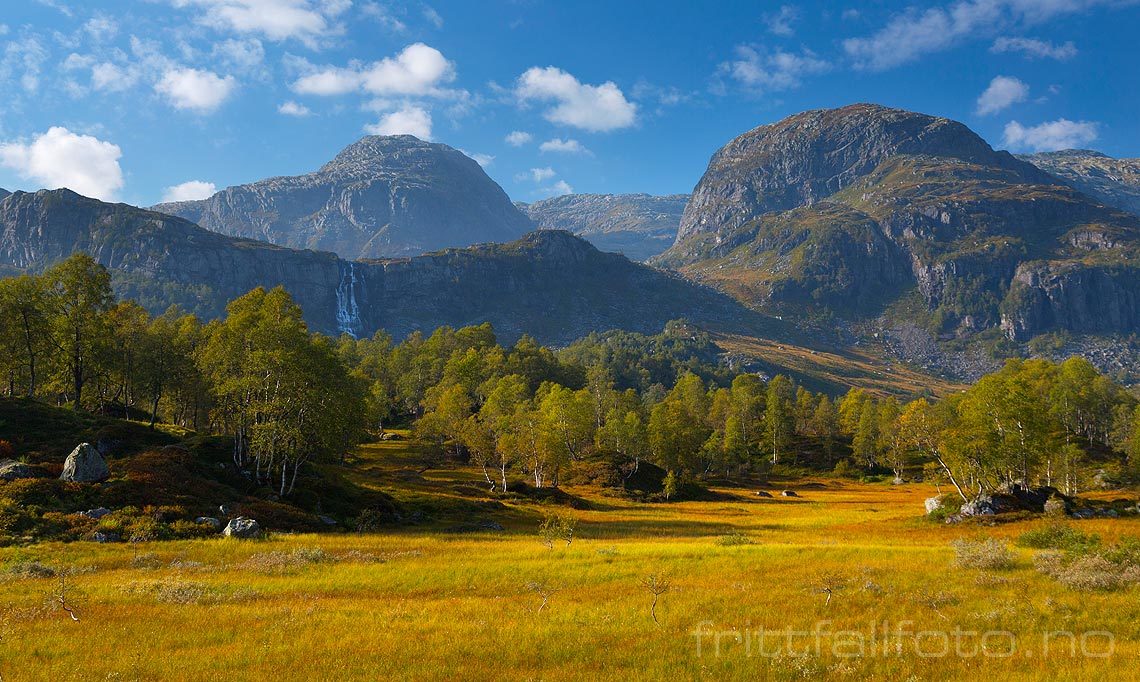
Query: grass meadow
2,439,1138,681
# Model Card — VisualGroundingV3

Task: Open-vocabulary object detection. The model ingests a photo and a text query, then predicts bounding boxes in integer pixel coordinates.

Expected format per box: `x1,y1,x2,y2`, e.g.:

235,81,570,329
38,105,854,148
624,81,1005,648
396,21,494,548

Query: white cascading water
335,262,363,338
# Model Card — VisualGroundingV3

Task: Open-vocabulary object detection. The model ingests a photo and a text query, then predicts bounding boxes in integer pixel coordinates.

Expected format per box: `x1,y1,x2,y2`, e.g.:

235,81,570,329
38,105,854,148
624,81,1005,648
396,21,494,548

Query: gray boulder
195,517,223,530
755,491,773,498
318,515,338,526
60,443,109,483
223,517,262,539
91,531,120,543
959,495,997,517
81,507,112,520
0,459,41,481
924,497,944,515
781,490,799,498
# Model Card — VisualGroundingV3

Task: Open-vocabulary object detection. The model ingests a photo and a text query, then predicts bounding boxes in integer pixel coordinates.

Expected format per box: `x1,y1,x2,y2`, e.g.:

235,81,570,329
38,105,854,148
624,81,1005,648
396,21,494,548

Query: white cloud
991,36,1078,60
91,62,141,92
765,5,799,36
1,36,49,93
539,138,588,154
844,0,1121,71
505,130,532,146
84,16,119,42
278,100,312,116
517,167,556,183
0,127,124,201
539,180,573,197
360,2,407,32
213,38,266,71
162,180,217,202
291,43,455,97
171,0,348,47
976,75,1028,115
1003,118,1099,152
720,46,829,92
423,5,443,28
155,68,237,113
461,150,494,167
364,104,432,138
515,66,636,132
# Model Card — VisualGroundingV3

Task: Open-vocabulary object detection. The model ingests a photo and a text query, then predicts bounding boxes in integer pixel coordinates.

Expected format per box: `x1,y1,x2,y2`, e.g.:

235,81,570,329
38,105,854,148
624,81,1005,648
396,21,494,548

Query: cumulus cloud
91,62,141,92
991,36,1078,60
461,150,494,167
505,130,532,146
364,104,432,138
539,179,573,197
156,68,237,113
1003,118,1098,152
1,36,49,93
720,46,829,93
162,180,217,202
515,66,636,132
171,0,349,47
976,75,1028,115
291,43,455,97
539,138,588,154
0,127,124,201
844,0,1121,71
278,100,312,116
765,5,799,36
518,167,557,183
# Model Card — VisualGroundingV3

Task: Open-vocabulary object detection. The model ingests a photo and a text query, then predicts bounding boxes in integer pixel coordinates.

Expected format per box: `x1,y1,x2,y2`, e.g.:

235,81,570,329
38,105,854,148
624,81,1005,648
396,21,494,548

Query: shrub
832,459,856,479
1017,523,1100,554
952,538,1015,570
716,532,752,546
3,560,56,579
0,440,13,459
538,512,577,549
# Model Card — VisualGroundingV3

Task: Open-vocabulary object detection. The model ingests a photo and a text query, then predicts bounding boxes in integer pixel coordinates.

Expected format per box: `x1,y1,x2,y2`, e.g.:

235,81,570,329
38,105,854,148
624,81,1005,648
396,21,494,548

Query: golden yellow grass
1,444,1137,681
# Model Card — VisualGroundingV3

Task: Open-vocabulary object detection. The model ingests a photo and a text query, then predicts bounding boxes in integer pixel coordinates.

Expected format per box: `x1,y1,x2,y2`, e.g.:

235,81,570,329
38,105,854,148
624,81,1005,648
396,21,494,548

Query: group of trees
4,254,1140,501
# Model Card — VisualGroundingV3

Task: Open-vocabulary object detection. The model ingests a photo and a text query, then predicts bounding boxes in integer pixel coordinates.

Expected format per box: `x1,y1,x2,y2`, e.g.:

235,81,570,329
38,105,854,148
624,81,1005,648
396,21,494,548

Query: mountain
1,188,763,345
659,104,1140,341
1022,150,1140,217
152,135,533,259
520,193,688,261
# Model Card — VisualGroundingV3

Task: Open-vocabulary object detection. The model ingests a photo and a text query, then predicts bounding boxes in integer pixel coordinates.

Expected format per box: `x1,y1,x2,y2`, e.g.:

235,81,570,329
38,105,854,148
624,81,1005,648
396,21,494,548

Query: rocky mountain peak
152,135,532,259
1022,149,1140,217
677,103,1049,242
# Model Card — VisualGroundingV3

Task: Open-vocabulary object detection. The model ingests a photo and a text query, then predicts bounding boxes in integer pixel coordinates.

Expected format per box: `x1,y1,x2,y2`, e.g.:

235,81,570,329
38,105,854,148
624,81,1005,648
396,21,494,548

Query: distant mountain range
659,103,1140,342
520,193,687,261
152,135,533,259
1022,149,1140,217
0,188,763,345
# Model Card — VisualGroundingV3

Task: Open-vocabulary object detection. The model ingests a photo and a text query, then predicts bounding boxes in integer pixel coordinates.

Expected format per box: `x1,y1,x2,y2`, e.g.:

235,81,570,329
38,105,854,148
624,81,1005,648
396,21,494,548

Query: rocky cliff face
662,104,1140,340
520,193,688,261
0,189,343,328
152,135,533,259
0,189,762,345
1022,150,1140,217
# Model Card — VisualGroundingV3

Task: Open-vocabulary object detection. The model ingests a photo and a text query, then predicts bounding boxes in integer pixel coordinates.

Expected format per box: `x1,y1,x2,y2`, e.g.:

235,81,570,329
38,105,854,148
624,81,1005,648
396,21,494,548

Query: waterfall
335,261,363,338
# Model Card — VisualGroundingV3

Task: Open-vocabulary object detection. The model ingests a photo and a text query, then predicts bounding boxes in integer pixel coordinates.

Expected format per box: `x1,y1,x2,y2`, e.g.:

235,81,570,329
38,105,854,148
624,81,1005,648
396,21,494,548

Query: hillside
520,193,688,261
0,188,773,346
1023,149,1140,216
660,104,1140,343
152,135,533,259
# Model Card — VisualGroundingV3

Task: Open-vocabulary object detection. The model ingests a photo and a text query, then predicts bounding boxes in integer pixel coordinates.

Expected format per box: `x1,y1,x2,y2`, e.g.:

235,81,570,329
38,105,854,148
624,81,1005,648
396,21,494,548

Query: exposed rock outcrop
223,517,261,538
0,459,43,480
153,136,533,259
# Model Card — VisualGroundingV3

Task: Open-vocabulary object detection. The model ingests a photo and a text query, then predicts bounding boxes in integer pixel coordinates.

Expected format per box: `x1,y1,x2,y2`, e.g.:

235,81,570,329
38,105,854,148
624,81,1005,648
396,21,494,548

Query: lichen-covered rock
924,497,944,515
60,443,109,483
223,517,262,539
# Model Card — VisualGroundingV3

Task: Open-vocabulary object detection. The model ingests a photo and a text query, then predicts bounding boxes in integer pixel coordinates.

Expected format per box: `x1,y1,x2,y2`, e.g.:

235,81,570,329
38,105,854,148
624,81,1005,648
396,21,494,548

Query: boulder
755,491,773,498
0,459,42,481
91,531,120,543
1043,497,1068,518
318,515,338,526
223,517,262,539
195,517,222,530
959,495,997,517
60,443,110,483
924,497,944,515
781,490,799,498
81,507,112,520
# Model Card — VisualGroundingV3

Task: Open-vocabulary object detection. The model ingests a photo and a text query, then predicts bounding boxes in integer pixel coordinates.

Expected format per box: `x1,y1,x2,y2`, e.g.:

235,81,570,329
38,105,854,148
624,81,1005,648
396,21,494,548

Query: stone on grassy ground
781,490,799,497
60,443,110,483
0,459,42,480
924,497,944,514
755,491,772,498
196,517,222,530
81,507,112,519
223,517,262,539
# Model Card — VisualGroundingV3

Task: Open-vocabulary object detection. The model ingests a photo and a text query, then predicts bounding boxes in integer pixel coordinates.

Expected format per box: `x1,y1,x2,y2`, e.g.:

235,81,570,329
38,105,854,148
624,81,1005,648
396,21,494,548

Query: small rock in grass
223,517,262,539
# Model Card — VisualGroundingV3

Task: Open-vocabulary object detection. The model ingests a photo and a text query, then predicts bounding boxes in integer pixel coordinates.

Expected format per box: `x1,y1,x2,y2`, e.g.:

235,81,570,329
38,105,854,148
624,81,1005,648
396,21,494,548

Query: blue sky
0,0,1137,207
